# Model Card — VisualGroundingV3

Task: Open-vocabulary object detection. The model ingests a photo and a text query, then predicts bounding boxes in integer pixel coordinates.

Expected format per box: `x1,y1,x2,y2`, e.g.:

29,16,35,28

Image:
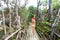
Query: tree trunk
48,0,52,22
15,0,19,28
36,0,40,26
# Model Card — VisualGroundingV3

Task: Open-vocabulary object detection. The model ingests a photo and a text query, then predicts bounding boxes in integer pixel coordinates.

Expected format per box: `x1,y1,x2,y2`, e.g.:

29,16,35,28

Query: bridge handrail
5,28,21,40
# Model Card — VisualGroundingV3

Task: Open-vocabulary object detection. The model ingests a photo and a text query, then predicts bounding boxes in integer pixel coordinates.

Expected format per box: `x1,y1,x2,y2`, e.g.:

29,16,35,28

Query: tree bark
36,0,40,26
48,0,52,22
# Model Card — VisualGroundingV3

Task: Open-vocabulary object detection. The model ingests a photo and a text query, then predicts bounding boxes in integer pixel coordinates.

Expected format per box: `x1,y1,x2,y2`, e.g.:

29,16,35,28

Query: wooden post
15,0,19,29
1,3,7,36
2,10,6,36
17,16,21,29
8,0,12,34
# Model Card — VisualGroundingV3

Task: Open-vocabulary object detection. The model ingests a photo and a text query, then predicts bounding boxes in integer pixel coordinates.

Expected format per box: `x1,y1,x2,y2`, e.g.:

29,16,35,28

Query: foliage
28,13,34,22
19,7,29,19
28,6,36,14
52,0,60,9
27,6,36,22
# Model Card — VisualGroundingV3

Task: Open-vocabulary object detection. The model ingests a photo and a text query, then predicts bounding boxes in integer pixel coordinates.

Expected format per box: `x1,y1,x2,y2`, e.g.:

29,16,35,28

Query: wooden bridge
4,24,40,40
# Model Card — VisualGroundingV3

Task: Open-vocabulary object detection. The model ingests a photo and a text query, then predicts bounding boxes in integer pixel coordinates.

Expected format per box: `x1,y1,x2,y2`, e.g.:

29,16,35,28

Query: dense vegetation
0,0,60,40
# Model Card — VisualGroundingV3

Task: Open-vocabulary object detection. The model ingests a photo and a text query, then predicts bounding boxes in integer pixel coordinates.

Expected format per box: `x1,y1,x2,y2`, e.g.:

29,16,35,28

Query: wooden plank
5,28,21,40
54,32,60,37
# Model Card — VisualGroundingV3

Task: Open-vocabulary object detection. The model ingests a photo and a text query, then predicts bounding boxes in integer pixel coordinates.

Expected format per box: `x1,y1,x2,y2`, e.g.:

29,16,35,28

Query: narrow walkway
27,23,40,40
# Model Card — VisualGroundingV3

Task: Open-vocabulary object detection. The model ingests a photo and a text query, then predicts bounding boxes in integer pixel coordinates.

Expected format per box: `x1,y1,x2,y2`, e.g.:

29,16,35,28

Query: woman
32,15,36,34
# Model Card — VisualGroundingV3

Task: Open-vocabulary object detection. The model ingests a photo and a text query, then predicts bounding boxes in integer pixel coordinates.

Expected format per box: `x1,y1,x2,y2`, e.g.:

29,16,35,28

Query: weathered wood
16,28,27,40
27,23,40,40
51,9,60,40
2,7,7,36
5,28,21,40
54,32,60,37
48,0,52,21
8,0,12,34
